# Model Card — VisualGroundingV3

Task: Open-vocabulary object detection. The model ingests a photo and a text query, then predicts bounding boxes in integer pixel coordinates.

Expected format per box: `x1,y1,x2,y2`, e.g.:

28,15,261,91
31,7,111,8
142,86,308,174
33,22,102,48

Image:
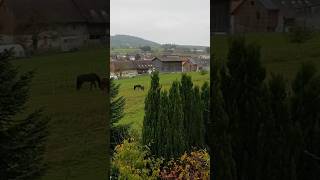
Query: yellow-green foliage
112,139,210,179
112,139,163,180
160,150,210,179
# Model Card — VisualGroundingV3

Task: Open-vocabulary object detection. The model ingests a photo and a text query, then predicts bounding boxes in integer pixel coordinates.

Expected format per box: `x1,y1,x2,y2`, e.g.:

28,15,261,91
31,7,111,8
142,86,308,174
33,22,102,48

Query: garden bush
112,138,210,179
160,149,210,179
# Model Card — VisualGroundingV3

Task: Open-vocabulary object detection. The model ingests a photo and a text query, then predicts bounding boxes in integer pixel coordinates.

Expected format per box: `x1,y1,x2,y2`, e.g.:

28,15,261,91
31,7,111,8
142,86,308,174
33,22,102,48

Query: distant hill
111,35,161,48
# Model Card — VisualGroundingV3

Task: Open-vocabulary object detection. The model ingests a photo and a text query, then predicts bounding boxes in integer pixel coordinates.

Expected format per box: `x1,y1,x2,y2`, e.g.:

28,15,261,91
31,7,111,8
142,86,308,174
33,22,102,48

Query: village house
110,60,138,78
0,0,108,54
133,60,154,74
183,57,210,72
152,55,184,72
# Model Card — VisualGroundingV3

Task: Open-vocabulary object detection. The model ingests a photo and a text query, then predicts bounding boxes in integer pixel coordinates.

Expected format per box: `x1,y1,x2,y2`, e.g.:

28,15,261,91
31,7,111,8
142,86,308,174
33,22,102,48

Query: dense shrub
111,138,210,179
111,138,163,180
286,25,313,44
159,150,210,179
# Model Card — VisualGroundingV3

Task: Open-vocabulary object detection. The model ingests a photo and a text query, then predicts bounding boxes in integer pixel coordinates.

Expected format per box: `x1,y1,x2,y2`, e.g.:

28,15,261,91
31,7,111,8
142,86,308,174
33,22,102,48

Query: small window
256,11,261,20
251,1,255,5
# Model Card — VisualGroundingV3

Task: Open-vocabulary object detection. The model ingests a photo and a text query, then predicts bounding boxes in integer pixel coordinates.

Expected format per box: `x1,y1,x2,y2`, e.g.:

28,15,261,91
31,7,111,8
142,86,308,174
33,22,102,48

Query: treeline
209,37,320,180
142,72,209,158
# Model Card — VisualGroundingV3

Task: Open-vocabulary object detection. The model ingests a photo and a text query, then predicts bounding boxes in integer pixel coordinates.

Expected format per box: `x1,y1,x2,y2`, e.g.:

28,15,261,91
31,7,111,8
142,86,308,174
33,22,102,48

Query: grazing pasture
12,49,108,180
213,33,320,80
115,72,210,132
117,32,320,134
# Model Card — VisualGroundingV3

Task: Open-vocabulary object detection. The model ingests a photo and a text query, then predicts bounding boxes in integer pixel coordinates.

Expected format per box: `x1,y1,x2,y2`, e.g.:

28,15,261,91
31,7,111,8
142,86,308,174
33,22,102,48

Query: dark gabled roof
188,58,199,65
72,0,108,23
271,0,320,17
260,0,278,10
191,58,210,66
4,0,108,24
153,55,184,62
133,60,154,69
232,0,279,14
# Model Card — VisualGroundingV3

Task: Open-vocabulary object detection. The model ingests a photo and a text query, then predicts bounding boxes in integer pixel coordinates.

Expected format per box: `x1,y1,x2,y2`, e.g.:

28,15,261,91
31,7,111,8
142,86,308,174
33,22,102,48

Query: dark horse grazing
134,84,144,91
76,73,101,90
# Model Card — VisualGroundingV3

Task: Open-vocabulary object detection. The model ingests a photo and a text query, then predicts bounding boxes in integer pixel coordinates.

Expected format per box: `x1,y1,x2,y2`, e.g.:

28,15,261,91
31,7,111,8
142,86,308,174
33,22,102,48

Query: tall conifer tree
180,74,194,148
192,85,205,148
0,50,49,179
110,78,128,151
142,71,161,154
168,81,185,157
157,90,170,157
221,37,267,180
210,58,236,180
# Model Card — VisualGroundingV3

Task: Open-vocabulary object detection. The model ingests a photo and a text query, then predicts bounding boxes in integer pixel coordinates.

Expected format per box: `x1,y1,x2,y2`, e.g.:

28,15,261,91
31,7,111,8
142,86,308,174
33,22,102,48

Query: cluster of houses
213,0,320,34
0,0,108,56
110,54,210,78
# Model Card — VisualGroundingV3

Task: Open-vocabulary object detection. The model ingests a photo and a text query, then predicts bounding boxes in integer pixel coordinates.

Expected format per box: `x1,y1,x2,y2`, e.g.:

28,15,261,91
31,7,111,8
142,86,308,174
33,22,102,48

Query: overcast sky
110,0,210,46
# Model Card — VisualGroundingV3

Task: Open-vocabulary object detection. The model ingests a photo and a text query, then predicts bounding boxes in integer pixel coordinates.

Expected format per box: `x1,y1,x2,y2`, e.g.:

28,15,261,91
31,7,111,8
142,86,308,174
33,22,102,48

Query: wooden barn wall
212,0,230,33
232,0,279,33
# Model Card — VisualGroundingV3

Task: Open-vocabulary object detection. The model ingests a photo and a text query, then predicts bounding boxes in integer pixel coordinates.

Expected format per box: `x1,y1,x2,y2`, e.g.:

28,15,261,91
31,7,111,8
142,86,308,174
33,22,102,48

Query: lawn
115,72,210,132
213,32,320,80
12,49,108,180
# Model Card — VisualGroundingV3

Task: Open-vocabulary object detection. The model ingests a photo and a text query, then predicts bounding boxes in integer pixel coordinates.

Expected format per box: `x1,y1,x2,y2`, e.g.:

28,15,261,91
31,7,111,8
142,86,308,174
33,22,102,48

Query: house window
251,1,255,5
256,11,261,20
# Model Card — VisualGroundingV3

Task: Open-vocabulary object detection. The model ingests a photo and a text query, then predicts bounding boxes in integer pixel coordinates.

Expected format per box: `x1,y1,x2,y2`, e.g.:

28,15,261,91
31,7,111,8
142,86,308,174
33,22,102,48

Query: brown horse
134,84,144,91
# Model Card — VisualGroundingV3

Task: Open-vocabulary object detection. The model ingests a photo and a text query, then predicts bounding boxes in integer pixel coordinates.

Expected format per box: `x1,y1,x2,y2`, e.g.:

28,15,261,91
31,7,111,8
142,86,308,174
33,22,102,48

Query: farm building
182,58,198,72
133,60,154,74
212,0,320,34
273,0,320,31
212,0,231,34
231,0,280,33
152,55,184,72
110,61,138,77
0,0,108,52
196,58,210,71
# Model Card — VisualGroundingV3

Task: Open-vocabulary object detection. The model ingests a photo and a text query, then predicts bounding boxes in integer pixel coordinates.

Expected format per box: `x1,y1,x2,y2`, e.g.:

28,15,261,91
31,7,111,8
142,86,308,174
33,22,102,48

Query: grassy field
213,33,320,80
117,32,320,133
8,32,320,179
13,49,108,180
115,72,210,132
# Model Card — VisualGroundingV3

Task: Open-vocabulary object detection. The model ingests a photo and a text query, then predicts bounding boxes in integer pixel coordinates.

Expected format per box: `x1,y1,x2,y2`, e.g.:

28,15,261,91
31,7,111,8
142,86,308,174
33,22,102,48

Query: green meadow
13,49,108,180
118,32,320,133
213,33,320,80
115,72,210,131
8,32,320,179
